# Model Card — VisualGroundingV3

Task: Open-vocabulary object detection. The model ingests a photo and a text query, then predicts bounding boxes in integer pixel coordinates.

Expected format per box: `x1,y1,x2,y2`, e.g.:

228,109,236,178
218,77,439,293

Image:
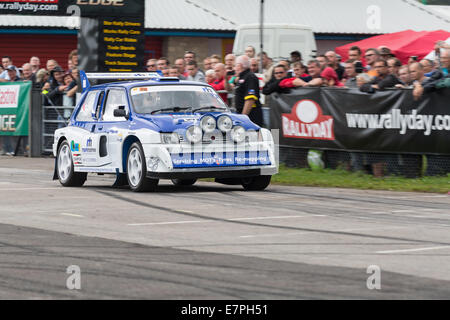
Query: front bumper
146,165,277,179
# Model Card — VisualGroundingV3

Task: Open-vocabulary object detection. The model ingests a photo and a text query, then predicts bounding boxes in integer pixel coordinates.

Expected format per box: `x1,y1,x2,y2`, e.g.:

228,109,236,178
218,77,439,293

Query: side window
95,91,105,120
75,91,97,122
102,89,128,121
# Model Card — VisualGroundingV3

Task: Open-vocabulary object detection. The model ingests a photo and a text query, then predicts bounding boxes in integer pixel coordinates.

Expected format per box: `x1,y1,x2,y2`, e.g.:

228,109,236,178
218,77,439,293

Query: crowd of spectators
0,50,80,155
2,40,449,177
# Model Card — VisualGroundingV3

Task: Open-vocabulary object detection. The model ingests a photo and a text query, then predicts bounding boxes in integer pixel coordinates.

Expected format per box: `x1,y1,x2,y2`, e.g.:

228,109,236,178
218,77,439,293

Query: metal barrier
42,105,74,154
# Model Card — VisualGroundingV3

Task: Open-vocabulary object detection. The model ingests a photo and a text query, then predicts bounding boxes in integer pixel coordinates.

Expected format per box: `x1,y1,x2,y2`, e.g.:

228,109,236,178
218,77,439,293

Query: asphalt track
0,156,449,299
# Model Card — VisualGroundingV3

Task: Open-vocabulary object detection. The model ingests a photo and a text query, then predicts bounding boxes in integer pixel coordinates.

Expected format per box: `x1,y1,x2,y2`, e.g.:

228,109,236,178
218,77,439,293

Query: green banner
0,81,31,136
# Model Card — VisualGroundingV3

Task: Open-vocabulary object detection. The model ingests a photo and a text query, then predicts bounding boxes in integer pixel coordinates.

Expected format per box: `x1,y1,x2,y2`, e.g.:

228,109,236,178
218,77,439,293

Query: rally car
53,72,277,192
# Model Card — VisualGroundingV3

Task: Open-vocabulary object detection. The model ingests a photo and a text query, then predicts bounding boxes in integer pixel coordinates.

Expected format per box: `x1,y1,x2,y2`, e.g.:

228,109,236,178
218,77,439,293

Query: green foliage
272,165,450,193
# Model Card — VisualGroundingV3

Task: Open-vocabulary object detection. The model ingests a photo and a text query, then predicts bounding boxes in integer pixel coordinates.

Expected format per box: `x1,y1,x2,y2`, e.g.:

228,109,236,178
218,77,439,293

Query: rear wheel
127,142,159,192
171,179,197,186
56,141,87,187
241,175,271,191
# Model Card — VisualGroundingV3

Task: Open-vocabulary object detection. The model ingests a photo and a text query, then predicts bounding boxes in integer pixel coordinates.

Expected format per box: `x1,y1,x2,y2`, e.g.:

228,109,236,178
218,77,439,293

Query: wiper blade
150,106,192,114
192,106,227,113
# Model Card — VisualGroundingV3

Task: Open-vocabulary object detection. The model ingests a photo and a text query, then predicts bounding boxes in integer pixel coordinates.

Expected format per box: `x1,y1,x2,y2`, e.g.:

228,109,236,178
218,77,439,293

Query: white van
232,23,317,62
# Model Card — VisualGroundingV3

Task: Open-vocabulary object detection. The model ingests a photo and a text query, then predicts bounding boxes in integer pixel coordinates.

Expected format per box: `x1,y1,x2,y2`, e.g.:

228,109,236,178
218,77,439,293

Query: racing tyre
171,179,197,186
127,142,159,192
56,141,87,187
241,175,271,191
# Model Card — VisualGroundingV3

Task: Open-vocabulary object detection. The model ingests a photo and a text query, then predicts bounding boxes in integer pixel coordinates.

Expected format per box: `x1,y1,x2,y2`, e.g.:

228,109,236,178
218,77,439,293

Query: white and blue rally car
53,72,277,192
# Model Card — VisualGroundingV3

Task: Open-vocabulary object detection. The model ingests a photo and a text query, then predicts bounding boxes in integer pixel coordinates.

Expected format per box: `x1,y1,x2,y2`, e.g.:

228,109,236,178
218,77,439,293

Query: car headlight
186,126,203,143
161,132,180,144
230,126,246,143
217,115,233,132
200,115,216,133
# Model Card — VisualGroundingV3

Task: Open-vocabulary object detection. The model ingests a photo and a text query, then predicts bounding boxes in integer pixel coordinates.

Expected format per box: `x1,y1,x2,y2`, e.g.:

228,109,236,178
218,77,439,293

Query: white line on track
60,213,84,218
127,214,326,226
376,246,450,254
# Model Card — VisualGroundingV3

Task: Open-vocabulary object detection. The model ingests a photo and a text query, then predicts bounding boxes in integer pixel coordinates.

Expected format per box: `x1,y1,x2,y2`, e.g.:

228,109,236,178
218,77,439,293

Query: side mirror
113,107,129,120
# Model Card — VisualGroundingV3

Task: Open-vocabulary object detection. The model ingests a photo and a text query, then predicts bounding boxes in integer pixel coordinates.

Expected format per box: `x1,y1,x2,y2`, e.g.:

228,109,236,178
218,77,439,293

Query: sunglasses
364,54,375,57
147,65,155,67
274,72,285,75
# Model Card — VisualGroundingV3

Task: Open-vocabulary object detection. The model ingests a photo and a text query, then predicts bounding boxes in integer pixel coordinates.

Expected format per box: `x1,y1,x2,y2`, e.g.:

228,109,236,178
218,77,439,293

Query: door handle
91,124,96,133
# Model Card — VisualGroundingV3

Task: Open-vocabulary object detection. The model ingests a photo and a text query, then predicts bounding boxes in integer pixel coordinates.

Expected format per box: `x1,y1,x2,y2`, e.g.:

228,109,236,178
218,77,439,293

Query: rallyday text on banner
270,87,450,155
0,81,31,136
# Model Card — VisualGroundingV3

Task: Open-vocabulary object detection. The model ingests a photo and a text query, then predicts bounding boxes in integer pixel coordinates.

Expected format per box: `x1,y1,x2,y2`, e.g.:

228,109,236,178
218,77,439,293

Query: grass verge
271,165,450,194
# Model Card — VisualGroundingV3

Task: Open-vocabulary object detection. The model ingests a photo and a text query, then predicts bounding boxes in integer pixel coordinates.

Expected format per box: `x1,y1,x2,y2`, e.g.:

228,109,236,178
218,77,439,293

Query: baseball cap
6,65,16,71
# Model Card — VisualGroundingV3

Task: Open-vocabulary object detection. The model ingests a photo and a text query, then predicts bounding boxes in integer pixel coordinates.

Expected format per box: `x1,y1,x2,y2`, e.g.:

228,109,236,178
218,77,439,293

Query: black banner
270,88,450,155
0,0,144,17
98,16,145,72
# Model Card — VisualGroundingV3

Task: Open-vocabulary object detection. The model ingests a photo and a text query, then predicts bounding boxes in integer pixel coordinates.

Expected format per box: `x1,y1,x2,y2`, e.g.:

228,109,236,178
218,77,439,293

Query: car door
95,88,130,170
71,90,100,168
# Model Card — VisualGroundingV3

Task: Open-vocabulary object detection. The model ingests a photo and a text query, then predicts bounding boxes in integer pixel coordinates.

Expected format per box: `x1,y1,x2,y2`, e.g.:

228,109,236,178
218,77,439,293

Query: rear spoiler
79,71,164,93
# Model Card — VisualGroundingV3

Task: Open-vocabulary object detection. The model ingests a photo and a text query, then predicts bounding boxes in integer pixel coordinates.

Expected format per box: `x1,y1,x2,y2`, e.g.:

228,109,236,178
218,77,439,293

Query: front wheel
56,141,87,187
241,175,271,191
127,142,159,192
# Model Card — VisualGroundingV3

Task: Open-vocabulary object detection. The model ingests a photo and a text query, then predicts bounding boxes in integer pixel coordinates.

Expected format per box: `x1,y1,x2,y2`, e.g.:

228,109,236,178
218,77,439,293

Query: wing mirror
113,106,129,120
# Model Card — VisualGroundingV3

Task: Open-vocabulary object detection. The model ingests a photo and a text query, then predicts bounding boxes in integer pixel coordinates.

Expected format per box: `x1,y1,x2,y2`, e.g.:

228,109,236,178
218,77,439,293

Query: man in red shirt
210,63,228,102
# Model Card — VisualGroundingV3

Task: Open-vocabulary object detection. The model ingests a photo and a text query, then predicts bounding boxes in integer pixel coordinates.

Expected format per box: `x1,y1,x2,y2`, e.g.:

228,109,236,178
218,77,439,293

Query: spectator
343,59,359,88
186,60,206,83
0,56,21,82
250,58,259,73
146,59,158,72
395,65,413,88
258,52,274,82
224,54,235,73
325,51,345,80
205,69,216,84
378,46,395,60
316,55,328,70
203,57,212,71
360,59,400,93
262,64,291,95
161,67,170,77
5,65,21,82
292,62,311,81
290,50,302,63
232,55,263,126
387,57,402,77
281,60,323,88
35,68,50,89
363,48,380,77
210,55,221,69
321,67,344,87
210,63,228,102
44,66,66,106
245,46,256,58
46,59,58,72
29,56,40,74
157,57,170,71
68,49,78,70
420,59,435,76
168,65,186,80
184,51,196,64
175,58,188,78
62,72,77,107
408,55,419,65
21,63,36,83
348,46,362,61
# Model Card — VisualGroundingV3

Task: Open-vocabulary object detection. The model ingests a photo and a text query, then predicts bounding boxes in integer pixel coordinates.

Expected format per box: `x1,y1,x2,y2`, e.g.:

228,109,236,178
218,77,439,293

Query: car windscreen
130,85,228,114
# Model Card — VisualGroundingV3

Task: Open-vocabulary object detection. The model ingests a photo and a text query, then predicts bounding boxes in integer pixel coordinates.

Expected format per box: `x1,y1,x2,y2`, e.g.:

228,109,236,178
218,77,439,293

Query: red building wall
0,33,163,70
